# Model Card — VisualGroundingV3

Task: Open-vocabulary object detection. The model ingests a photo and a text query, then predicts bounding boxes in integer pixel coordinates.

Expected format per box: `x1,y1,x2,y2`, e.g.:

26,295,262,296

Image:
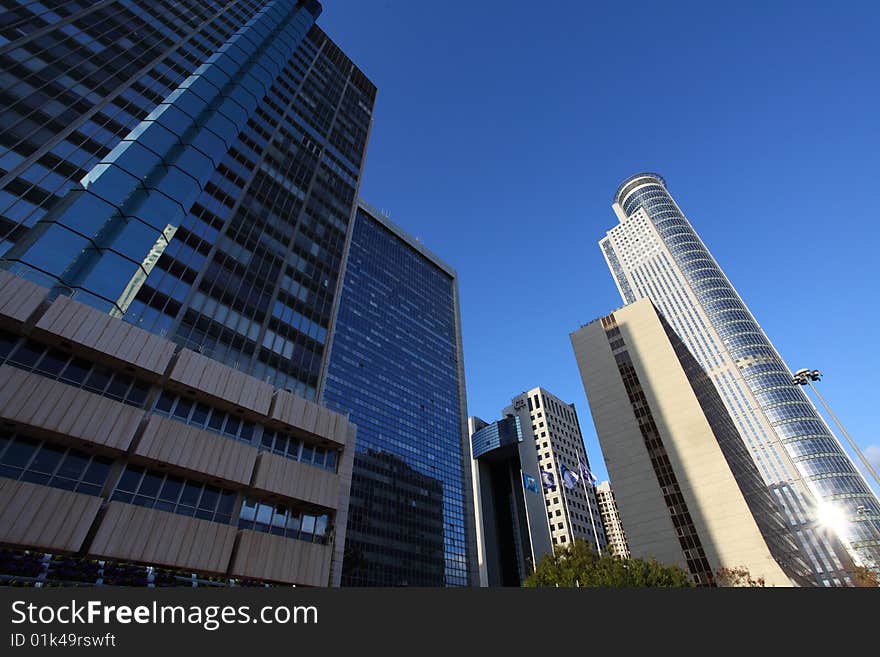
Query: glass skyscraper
1,0,375,402
599,172,880,582
322,201,476,586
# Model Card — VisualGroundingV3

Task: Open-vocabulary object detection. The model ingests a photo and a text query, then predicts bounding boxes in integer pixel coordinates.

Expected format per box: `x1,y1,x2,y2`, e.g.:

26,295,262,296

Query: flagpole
580,476,602,557
557,464,576,549
540,471,558,558
577,455,603,557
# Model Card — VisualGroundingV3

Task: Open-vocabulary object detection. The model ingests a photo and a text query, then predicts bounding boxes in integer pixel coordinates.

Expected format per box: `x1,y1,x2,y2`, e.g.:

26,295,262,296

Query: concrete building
469,415,552,586
571,299,816,586
505,387,606,554
595,481,630,559
321,201,476,586
599,172,877,581
0,270,355,586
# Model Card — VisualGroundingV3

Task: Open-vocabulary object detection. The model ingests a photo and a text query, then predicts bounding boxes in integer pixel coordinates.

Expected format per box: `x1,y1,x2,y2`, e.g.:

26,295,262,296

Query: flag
541,470,556,490
561,463,579,490
523,473,539,494
578,454,597,485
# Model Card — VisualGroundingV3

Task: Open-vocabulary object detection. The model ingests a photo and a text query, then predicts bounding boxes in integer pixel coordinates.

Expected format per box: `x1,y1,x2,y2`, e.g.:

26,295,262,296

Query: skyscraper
321,201,476,586
505,387,606,554
599,172,879,581
571,299,815,586
469,415,552,586
0,1,378,586
1,0,375,403
595,481,630,559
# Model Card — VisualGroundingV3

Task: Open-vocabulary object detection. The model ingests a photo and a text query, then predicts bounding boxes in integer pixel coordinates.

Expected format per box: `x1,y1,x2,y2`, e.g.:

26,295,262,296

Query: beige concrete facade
0,269,355,587
571,299,808,586
596,481,630,559
505,388,606,554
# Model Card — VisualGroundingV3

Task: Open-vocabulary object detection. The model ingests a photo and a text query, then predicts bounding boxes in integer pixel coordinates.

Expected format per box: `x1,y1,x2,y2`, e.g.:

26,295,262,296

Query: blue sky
319,1,880,491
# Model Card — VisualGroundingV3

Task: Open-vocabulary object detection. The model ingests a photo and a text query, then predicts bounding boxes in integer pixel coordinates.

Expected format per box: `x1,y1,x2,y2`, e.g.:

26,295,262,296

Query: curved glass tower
599,172,880,583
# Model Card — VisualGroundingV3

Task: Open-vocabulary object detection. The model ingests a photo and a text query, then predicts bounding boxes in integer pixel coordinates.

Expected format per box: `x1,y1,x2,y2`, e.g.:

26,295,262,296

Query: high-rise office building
469,415,552,586
0,1,378,585
0,269,356,586
571,299,815,586
1,0,375,404
599,172,878,582
321,201,476,586
505,387,606,554
595,481,630,559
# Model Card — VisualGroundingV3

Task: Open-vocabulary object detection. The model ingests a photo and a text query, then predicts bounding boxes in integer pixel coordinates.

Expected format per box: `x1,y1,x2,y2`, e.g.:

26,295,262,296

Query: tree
852,566,879,587
524,540,692,588
714,566,765,587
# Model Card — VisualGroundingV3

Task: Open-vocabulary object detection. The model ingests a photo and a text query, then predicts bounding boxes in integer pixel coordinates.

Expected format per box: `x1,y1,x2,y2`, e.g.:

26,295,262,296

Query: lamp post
792,368,880,490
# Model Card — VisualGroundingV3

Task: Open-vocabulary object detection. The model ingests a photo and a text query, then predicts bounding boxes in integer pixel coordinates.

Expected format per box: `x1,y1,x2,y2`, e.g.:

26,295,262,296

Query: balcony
0,365,144,452
89,501,236,574
230,529,332,586
252,451,340,509
0,478,102,552
33,296,176,380
134,414,258,486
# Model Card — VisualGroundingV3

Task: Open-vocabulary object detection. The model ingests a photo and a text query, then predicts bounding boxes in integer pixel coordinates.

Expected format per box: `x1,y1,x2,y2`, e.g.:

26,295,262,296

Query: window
3,339,152,407
153,392,256,445
238,497,331,543
0,432,112,496
110,465,236,523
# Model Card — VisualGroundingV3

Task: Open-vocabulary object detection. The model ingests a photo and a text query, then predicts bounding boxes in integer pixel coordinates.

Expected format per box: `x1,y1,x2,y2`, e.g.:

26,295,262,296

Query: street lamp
792,368,880,490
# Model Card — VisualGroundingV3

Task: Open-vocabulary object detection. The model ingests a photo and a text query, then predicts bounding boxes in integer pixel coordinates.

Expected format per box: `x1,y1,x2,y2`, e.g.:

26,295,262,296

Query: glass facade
1,0,376,402
471,415,521,459
602,172,880,580
322,203,475,586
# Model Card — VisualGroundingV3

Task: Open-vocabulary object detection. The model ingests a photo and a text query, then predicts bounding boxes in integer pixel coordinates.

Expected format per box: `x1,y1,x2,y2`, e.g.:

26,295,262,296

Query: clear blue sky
319,1,880,491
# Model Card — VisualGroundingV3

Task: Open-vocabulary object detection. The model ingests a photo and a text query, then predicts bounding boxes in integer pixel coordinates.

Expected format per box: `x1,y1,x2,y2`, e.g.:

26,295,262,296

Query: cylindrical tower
601,172,880,581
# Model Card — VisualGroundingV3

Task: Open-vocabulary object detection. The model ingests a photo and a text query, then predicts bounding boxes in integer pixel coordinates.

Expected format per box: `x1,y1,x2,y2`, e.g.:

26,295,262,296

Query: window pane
0,332,17,360
127,381,150,406
84,366,111,392
315,514,328,539
60,357,91,384
207,410,224,431
159,476,184,503
217,490,236,515
82,457,111,485
37,348,68,376
30,444,65,474
139,471,163,497
255,502,273,526
106,374,132,399
180,481,202,506
56,452,88,480
239,498,257,524
173,397,193,419
223,416,240,436
192,403,210,425
199,486,219,511
9,341,42,368
116,466,143,492
155,391,175,412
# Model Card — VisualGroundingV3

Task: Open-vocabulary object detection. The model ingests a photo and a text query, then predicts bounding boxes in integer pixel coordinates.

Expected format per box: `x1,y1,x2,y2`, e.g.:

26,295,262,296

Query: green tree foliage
524,540,692,588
